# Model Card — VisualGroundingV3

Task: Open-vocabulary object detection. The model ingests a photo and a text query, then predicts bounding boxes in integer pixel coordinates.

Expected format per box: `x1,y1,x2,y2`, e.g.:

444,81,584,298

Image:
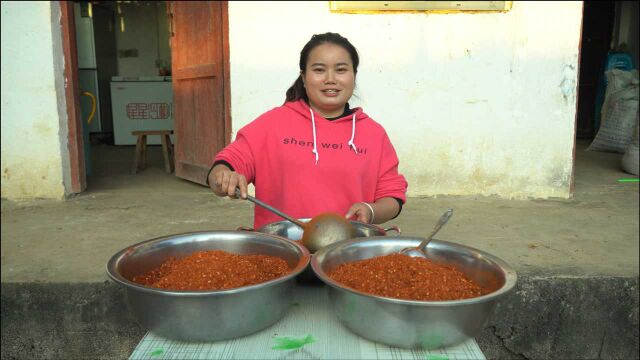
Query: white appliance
111,76,174,145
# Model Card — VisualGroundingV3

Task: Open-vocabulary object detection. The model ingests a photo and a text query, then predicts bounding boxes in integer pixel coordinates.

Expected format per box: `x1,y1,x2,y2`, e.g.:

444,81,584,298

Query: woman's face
302,43,355,118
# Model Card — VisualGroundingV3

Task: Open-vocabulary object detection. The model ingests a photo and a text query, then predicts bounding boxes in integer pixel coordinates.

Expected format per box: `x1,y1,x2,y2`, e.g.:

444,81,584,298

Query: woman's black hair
285,32,359,103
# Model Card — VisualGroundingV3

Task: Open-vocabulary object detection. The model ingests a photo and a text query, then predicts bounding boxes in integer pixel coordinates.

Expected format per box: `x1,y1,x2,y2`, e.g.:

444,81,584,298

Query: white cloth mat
129,286,485,360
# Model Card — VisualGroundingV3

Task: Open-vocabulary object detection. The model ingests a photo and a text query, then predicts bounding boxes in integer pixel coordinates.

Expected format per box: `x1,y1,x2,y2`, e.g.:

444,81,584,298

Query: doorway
574,1,638,189
63,1,230,194
576,1,617,140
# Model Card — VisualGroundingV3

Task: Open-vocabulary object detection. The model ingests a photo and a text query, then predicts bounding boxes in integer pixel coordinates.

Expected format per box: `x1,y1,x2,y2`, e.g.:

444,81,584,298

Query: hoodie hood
284,99,369,164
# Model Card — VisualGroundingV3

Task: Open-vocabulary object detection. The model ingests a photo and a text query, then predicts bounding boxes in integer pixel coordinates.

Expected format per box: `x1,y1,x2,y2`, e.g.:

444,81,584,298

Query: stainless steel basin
242,219,401,283
244,218,401,241
310,236,517,349
106,231,310,342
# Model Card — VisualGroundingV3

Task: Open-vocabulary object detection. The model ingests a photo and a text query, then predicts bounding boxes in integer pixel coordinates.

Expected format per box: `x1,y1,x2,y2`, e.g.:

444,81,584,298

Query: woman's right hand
208,164,248,199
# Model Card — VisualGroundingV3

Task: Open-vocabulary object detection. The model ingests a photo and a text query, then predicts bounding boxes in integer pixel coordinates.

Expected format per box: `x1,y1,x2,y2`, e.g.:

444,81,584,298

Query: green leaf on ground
271,334,315,350
425,354,449,360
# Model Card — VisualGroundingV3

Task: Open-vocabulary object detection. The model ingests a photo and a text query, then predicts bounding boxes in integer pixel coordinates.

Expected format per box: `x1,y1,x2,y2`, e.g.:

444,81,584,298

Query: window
329,1,512,13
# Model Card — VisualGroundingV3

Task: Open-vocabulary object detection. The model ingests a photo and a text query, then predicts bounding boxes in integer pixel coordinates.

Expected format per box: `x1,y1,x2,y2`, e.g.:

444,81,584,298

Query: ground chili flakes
327,254,488,301
132,250,291,291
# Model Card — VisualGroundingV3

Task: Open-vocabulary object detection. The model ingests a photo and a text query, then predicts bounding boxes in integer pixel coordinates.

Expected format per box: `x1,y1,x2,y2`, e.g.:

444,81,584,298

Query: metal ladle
399,209,453,258
235,189,356,253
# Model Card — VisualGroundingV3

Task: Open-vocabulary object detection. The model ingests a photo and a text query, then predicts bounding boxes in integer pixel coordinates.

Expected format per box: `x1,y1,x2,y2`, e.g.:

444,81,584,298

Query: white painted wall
229,1,583,199
1,1,69,200
0,1,583,200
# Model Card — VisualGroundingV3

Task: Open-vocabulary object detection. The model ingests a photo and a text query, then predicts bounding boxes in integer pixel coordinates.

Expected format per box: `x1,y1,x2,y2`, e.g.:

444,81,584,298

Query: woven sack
621,110,639,175
588,69,639,153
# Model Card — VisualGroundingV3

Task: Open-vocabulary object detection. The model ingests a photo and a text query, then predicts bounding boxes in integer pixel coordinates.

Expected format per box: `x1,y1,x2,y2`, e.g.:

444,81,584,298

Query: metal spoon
234,189,355,253
400,209,453,258
235,188,306,228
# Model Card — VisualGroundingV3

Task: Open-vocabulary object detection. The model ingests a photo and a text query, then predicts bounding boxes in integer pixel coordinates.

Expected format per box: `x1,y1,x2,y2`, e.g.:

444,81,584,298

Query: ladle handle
416,209,453,251
235,189,306,228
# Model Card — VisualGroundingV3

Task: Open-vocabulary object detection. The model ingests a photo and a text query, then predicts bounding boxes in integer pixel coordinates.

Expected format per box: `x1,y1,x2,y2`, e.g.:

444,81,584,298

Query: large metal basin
311,236,517,349
106,231,310,342
244,218,401,241
241,219,400,283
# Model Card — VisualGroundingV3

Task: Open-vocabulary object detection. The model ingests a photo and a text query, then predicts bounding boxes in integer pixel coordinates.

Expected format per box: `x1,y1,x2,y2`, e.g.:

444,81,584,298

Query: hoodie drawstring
309,109,358,165
347,113,358,154
310,108,319,165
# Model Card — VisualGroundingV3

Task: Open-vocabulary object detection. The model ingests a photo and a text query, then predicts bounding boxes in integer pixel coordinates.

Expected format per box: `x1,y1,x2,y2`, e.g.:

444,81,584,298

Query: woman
208,32,408,229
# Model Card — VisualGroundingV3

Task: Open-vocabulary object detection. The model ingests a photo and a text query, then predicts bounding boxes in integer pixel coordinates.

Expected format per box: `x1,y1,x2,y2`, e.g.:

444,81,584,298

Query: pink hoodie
214,99,408,229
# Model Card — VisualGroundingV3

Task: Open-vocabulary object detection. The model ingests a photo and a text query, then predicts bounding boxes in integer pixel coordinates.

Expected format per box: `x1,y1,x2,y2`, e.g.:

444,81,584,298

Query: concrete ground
1,139,639,359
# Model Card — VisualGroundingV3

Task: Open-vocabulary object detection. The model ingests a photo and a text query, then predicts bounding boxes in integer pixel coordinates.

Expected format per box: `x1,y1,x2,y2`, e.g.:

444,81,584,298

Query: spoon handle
235,189,306,228
416,209,453,251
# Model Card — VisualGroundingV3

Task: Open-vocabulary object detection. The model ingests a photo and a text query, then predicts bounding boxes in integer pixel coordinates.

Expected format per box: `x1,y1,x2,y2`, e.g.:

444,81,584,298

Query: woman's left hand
345,202,374,224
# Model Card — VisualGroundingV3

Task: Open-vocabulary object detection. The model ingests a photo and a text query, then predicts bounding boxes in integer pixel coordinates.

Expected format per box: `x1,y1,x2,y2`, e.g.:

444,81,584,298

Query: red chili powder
327,254,487,301
132,250,292,291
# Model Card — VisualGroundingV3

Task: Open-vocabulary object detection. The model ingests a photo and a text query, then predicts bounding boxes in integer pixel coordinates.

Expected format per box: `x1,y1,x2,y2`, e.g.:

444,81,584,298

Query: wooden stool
131,130,174,174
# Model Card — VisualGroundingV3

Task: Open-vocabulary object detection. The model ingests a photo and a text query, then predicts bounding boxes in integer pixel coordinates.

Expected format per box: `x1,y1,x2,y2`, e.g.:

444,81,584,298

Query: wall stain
560,63,577,105
401,143,572,199
34,122,53,137
2,159,64,200
465,99,488,104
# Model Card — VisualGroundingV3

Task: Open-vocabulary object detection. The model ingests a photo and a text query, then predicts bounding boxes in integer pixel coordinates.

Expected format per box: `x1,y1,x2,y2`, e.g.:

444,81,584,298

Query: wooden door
60,1,86,193
169,1,231,185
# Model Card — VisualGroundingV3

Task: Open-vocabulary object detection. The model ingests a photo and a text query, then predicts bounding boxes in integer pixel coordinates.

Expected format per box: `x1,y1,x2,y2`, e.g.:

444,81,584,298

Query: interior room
73,1,178,191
